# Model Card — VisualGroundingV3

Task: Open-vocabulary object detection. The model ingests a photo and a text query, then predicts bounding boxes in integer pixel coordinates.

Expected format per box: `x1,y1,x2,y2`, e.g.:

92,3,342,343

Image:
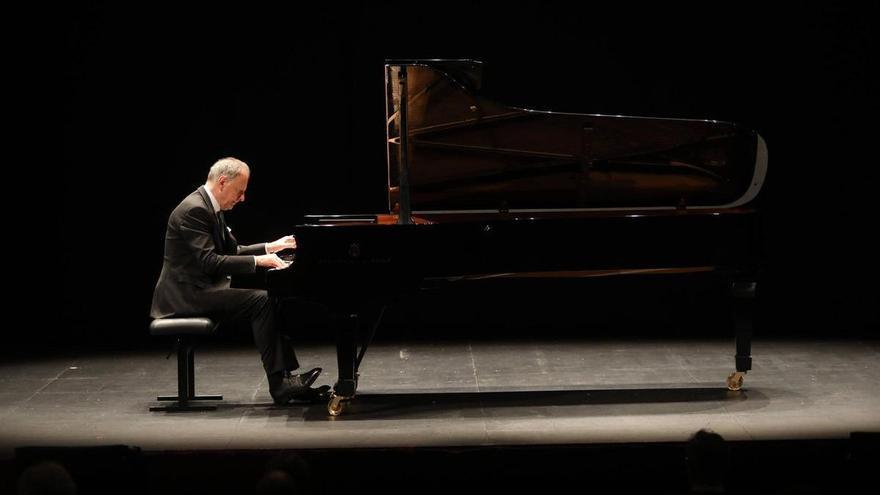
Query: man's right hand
255,253,289,269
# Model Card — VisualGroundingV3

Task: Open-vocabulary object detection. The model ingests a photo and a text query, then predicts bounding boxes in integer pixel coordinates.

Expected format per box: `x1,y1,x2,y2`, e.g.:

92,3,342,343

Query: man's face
216,171,249,210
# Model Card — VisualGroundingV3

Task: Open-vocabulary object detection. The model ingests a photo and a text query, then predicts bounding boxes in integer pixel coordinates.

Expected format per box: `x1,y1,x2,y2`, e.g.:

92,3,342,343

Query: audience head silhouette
17,461,77,495
255,469,298,495
255,453,313,494
686,428,729,494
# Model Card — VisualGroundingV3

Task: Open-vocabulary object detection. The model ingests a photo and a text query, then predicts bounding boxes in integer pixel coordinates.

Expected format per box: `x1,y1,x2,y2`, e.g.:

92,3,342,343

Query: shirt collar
204,184,221,214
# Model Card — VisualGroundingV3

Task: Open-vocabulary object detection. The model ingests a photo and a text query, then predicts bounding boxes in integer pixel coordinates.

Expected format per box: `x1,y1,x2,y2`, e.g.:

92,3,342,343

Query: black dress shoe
286,367,322,388
289,385,333,404
269,376,304,405
270,384,303,405
269,368,323,405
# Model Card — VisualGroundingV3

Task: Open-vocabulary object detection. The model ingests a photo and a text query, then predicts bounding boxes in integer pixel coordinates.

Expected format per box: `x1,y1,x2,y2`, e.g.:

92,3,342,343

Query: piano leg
727,281,756,391
330,312,359,415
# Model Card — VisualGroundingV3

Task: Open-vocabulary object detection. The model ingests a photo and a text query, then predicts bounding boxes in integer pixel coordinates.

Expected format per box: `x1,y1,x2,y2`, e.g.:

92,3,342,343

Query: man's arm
266,235,297,253
237,243,267,256
239,236,295,268
179,208,258,276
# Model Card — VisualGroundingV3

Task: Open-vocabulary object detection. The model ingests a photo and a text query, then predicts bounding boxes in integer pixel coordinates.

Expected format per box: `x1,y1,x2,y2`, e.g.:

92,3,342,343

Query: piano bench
149,317,223,412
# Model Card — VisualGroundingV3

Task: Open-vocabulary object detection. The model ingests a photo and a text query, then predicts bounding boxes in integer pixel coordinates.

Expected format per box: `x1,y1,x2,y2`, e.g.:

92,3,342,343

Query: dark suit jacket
150,186,266,318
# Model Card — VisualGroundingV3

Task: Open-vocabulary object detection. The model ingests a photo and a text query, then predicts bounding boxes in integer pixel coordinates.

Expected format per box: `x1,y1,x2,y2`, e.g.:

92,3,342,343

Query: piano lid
385,60,767,215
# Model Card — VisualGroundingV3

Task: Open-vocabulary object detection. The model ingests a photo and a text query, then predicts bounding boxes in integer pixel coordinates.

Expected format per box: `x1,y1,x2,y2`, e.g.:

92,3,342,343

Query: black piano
267,59,767,416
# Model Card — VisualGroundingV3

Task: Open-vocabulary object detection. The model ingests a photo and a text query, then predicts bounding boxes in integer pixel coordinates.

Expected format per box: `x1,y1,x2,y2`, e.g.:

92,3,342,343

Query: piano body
267,59,767,416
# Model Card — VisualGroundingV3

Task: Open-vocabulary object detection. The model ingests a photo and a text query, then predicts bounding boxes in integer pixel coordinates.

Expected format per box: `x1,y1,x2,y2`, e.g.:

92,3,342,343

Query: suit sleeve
237,243,267,255
179,208,257,276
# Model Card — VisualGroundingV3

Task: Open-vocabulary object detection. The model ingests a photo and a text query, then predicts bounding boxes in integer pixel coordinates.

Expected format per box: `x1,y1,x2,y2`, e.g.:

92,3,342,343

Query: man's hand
255,253,289,269
266,235,297,254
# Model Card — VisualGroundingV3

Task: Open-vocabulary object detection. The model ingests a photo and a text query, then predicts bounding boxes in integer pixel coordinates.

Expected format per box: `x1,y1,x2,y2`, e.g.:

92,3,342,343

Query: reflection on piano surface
267,59,767,416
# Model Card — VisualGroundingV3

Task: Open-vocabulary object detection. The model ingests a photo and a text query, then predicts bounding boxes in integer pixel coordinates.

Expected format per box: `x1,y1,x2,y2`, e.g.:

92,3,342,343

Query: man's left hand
267,235,297,253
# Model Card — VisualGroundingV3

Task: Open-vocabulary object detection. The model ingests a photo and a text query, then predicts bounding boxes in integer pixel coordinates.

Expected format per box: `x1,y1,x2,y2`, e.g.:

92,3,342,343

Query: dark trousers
189,288,300,375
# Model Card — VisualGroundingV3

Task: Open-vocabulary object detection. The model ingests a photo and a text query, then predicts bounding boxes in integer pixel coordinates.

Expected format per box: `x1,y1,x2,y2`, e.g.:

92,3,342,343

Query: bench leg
151,337,222,412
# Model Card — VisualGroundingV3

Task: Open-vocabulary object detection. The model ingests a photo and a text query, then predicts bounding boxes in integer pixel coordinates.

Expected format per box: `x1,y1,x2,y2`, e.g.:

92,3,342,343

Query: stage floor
1,337,878,457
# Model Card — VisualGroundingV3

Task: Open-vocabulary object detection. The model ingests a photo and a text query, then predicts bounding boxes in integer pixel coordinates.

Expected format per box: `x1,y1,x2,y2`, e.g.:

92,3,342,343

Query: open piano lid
384,59,767,216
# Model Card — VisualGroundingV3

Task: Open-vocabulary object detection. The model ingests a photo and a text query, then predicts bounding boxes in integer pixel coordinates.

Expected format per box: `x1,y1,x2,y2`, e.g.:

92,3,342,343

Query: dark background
59,1,877,349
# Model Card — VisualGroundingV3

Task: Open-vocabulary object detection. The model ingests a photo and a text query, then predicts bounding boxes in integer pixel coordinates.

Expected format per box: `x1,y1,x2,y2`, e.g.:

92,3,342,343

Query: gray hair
207,157,249,182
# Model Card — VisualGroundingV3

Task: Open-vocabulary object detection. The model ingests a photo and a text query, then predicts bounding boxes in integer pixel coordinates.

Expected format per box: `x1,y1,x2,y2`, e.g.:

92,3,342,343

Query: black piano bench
149,318,223,412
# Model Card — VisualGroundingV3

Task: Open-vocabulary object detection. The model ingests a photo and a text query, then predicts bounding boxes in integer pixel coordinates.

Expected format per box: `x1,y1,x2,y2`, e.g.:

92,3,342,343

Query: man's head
206,157,250,210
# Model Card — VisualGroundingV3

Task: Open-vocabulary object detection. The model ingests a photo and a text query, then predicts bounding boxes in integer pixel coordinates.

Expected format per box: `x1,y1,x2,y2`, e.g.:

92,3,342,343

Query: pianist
150,156,324,405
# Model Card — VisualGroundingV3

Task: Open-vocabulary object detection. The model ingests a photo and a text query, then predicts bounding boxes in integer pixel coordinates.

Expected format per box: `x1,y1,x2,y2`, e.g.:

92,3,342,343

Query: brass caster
727,371,745,391
328,393,345,416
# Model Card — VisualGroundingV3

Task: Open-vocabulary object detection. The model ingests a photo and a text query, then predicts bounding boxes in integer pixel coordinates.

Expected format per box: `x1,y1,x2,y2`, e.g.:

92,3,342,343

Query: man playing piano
150,156,324,405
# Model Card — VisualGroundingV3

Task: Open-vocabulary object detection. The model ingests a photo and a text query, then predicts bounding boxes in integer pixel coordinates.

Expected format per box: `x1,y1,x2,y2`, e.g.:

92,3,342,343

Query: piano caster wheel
328,394,345,416
726,371,745,391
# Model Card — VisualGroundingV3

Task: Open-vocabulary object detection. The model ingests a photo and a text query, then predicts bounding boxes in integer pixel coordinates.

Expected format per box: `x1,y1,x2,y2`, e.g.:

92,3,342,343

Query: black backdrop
59,1,877,349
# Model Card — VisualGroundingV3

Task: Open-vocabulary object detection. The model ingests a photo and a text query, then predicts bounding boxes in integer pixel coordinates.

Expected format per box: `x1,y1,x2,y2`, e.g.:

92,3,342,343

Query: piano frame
268,59,766,416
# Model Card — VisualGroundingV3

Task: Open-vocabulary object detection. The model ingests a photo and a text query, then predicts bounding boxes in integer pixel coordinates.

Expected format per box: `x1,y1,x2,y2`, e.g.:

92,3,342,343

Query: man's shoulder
171,188,210,219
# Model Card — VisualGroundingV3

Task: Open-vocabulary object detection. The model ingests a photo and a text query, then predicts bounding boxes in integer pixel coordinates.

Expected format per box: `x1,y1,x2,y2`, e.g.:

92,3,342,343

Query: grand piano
267,59,767,416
